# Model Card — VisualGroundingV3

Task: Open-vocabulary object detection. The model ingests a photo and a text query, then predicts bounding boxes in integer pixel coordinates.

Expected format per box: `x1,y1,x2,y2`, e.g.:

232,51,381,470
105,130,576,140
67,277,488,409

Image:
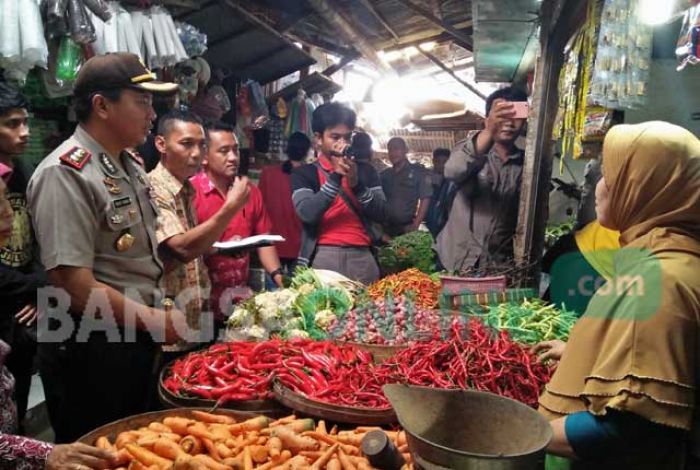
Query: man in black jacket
291,103,386,284
0,82,46,428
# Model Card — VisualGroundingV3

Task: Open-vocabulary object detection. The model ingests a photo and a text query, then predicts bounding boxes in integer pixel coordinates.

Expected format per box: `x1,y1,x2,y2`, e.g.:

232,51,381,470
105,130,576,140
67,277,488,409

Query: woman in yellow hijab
540,122,700,469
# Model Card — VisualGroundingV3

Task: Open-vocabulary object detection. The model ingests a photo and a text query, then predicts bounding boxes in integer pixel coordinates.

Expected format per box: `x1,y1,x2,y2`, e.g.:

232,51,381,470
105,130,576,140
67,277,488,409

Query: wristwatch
269,268,285,279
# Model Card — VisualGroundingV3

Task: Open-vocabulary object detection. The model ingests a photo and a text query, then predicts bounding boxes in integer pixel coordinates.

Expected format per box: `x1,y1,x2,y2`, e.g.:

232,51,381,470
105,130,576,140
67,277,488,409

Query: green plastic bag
56,36,82,82
545,455,572,470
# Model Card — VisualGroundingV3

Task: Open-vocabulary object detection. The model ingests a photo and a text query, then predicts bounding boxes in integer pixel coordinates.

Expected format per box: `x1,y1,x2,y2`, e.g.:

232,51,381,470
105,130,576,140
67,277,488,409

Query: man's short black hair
74,89,123,123
204,121,235,142
485,86,528,117
387,136,407,150
312,102,356,135
0,82,29,117
286,132,311,161
157,109,204,136
433,148,450,159
351,132,373,161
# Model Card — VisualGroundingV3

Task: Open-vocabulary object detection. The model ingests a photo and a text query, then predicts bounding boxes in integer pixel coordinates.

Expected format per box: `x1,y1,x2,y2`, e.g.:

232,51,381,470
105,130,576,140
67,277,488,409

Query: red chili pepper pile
162,339,373,407
164,319,552,411
371,318,553,408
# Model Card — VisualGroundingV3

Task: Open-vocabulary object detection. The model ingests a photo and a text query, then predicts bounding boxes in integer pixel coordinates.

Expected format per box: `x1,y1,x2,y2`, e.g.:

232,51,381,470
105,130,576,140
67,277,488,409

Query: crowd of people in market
1,49,700,470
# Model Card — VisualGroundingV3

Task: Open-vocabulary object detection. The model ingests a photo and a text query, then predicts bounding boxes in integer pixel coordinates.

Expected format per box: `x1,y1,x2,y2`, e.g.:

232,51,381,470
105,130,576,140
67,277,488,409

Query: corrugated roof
181,2,316,84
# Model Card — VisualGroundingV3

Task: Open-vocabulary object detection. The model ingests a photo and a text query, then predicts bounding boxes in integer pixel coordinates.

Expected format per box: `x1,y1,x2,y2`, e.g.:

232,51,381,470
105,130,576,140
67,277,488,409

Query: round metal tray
272,382,396,426
158,361,289,417
78,408,257,446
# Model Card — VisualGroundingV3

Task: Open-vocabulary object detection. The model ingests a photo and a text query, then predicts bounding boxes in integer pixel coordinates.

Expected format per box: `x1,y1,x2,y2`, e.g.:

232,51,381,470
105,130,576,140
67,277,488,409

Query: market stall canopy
177,1,316,84
472,0,540,82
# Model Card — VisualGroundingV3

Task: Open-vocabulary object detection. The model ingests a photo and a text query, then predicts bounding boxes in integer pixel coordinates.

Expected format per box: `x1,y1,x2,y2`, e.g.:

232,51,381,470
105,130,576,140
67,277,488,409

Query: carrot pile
94,411,411,470
367,269,440,309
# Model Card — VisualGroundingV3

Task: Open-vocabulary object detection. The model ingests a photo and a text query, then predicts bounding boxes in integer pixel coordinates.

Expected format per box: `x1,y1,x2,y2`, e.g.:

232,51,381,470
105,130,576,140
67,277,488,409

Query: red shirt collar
318,153,334,172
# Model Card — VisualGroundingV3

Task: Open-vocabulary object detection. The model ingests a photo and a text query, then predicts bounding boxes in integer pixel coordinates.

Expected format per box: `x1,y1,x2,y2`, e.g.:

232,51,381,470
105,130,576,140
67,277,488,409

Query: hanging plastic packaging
67,0,96,45
589,0,652,110
82,0,111,22
0,0,21,64
44,0,69,39
176,21,207,57
102,2,119,53
56,35,82,82
19,0,48,69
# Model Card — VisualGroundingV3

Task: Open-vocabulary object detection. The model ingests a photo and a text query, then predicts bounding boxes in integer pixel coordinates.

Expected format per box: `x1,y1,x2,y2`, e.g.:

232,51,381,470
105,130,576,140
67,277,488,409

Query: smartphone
512,101,529,119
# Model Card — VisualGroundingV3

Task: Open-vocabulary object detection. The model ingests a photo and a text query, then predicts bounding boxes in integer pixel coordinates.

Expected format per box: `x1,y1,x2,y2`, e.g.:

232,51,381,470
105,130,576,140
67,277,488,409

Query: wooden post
514,0,586,283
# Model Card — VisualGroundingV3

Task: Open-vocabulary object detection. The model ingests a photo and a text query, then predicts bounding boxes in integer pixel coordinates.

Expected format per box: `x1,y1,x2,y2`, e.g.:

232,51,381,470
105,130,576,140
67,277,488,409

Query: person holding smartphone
435,86,528,272
292,103,387,284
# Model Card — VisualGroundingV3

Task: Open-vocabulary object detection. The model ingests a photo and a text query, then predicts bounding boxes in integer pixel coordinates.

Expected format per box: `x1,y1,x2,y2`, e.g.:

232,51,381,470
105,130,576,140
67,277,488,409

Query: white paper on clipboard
213,235,285,251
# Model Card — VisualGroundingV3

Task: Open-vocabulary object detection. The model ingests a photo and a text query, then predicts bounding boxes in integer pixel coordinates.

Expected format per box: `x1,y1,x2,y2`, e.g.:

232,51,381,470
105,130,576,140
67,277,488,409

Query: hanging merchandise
88,3,188,69
676,5,700,70
553,0,603,164
0,0,49,82
268,117,286,160
589,0,653,110
284,89,316,140
67,0,96,45
245,80,270,129
55,36,82,81
176,21,207,57
276,97,288,119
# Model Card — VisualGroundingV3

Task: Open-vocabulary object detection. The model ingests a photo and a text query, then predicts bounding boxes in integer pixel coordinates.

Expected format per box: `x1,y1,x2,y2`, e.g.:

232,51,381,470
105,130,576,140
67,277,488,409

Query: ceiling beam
322,52,361,76
394,0,473,50
417,45,485,99
288,33,356,58
223,0,302,49
356,0,400,42
375,20,473,51
305,0,394,74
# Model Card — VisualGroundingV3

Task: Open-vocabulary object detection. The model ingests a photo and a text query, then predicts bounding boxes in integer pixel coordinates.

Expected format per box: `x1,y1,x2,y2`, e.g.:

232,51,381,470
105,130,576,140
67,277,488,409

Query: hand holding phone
511,101,529,119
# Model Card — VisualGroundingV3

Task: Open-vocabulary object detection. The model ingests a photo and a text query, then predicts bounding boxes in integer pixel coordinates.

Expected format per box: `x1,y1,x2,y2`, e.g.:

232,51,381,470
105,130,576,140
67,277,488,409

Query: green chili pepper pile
478,298,578,344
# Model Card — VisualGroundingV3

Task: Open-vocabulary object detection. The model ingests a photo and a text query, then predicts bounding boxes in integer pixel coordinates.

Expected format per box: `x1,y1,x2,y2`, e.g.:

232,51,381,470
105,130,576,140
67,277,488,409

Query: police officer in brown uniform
27,53,188,443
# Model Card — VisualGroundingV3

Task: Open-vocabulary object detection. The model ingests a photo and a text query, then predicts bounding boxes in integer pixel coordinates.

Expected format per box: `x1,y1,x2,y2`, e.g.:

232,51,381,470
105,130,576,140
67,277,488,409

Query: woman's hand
45,442,114,470
532,340,567,366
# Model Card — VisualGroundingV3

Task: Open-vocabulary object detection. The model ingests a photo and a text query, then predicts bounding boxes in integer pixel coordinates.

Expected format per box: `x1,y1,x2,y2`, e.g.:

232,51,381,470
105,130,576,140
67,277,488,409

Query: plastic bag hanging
67,0,96,44
44,0,69,39
0,0,21,65
82,0,111,22
20,0,49,70
55,35,82,81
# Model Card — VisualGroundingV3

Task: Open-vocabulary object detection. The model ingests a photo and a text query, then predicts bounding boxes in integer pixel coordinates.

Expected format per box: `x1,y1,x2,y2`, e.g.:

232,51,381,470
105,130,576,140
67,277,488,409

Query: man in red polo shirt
291,103,386,284
191,122,284,320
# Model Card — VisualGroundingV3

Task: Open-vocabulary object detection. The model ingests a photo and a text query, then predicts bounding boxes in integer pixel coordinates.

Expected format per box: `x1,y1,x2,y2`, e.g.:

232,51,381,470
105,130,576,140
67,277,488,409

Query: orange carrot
216,442,233,459
243,446,253,470
327,458,341,470
180,436,203,455
153,438,187,460
230,416,270,434
310,443,338,470
302,433,356,455
267,437,283,459
316,421,327,435
188,423,216,441
163,417,195,435
125,444,172,470
148,422,173,433
337,450,356,470
192,454,232,470
192,411,236,425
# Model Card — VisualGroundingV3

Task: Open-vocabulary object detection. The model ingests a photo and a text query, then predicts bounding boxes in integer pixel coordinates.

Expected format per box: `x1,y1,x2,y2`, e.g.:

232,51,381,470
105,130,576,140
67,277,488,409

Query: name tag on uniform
113,196,132,209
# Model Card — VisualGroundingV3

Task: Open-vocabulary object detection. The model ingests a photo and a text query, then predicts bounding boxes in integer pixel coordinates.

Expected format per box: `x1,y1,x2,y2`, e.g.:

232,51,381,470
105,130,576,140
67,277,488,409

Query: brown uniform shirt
27,125,163,306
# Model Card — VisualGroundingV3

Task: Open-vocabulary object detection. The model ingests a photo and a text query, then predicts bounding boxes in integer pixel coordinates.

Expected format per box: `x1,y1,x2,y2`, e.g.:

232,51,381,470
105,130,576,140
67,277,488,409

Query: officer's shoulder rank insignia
59,147,91,170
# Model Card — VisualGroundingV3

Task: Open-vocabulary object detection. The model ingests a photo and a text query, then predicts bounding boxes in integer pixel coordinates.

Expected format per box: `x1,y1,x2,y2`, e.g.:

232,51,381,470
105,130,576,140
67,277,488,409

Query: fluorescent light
638,0,676,25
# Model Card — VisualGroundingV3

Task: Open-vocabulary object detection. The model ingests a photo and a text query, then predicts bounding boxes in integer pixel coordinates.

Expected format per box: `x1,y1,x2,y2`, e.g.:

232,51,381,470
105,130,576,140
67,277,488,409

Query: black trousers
38,332,157,443
5,324,36,428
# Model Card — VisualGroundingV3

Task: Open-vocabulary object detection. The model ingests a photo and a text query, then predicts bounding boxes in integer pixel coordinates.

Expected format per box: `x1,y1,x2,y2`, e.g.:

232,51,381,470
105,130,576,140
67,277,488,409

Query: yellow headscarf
574,220,620,280
540,122,700,431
